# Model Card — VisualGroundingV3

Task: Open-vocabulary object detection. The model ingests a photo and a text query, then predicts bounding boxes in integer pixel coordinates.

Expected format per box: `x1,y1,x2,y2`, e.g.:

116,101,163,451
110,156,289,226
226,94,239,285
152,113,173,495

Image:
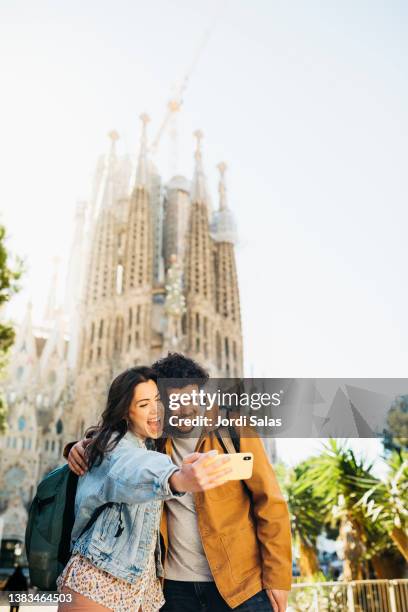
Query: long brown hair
86,366,157,468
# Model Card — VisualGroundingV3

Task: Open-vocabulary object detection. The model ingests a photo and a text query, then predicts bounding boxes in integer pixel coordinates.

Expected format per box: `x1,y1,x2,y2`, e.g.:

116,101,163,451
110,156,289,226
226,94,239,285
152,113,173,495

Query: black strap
214,425,251,498
78,502,114,539
58,471,79,564
217,407,241,453
215,426,240,454
228,424,240,452
215,429,228,453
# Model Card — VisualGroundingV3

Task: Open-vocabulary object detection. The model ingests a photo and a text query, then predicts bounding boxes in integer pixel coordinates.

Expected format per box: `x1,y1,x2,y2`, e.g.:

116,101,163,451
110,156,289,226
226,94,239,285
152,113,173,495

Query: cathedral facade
0,115,243,539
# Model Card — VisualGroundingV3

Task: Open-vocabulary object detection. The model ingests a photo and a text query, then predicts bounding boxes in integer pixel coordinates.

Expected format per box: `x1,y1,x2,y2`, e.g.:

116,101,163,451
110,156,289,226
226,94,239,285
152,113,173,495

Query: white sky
1,0,407,467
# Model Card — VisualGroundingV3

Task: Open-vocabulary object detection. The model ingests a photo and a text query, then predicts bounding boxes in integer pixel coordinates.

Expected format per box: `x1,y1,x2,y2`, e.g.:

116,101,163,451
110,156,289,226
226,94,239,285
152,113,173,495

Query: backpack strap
215,425,240,454
58,471,79,565
215,424,251,495
78,502,114,539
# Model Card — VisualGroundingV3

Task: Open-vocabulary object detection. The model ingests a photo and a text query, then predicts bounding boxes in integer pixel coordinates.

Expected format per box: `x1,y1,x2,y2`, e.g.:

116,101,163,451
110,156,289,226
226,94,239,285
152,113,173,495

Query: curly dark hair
152,352,209,382
152,353,209,451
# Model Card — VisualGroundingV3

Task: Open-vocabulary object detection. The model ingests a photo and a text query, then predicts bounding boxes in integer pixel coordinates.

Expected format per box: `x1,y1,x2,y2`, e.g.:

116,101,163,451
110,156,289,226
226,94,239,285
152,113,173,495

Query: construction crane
149,12,220,168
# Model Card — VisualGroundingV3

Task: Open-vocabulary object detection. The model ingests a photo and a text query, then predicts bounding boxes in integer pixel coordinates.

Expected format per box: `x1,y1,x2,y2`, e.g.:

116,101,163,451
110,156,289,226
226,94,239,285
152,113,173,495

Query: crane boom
150,17,217,155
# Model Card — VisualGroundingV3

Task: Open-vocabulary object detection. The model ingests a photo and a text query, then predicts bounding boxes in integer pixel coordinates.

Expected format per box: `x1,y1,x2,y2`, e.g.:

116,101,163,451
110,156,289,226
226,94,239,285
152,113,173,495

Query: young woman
57,366,230,612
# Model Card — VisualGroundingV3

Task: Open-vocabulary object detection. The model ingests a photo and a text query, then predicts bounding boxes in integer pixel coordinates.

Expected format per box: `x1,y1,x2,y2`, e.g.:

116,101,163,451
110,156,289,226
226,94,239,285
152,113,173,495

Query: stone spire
108,130,119,160
11,301,38,388
65,201,87,303
89,154,105,221
212,161,237,244
101,130,119,209
40,306,67,375
185,131,215,367
217,162,228,211
16,301,35,353
43,257,60,322
191,130,208,204
211,160,242,376
65,201,87,368
135,113,150,189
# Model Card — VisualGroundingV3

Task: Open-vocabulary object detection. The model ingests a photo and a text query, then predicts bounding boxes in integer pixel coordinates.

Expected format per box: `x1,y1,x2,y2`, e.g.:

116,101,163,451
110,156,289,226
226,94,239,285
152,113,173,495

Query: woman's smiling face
128,379,164,439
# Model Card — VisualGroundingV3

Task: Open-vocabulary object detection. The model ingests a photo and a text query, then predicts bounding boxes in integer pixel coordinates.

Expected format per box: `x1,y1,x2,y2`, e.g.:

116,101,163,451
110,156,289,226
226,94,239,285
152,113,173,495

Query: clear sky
1,1,407,466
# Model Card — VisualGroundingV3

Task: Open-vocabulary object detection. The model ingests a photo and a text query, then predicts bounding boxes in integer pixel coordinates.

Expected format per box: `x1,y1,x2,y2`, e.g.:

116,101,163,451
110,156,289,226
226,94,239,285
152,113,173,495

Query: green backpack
25,464,111,591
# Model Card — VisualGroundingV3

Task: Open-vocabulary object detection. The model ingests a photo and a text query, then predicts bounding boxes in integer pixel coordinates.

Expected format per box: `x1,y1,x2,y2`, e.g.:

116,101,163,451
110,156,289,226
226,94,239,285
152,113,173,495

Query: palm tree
276,461,326,578
295,439,378,581
357,451,408,562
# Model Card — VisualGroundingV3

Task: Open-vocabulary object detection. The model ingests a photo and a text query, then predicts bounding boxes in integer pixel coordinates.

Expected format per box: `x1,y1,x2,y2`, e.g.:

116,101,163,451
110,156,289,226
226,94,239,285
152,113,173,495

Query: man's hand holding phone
169,450,232,493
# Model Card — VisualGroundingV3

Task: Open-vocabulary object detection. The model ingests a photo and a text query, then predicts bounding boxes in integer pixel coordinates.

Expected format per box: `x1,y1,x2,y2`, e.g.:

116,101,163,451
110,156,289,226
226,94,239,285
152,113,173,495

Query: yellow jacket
160,430,292,609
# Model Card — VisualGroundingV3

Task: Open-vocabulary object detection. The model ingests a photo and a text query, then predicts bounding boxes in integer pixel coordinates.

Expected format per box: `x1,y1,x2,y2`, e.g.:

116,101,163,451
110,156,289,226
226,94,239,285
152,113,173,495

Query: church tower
121,114,153,364
75,130,121,429
185,131,215,369
73,116,156,433
212,162,243,377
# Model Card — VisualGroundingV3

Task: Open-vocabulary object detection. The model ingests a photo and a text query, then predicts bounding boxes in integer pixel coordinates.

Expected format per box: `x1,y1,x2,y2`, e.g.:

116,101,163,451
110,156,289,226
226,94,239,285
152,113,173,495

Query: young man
66,354,292,611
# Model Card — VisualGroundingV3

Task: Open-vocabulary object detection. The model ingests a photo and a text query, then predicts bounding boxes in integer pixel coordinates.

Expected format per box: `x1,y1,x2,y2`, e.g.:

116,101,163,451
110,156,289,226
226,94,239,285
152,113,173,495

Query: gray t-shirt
164,432,213,581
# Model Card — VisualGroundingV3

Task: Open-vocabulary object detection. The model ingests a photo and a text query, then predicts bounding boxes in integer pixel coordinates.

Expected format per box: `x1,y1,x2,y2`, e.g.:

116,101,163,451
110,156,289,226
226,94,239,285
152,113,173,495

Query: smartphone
223,452,254,480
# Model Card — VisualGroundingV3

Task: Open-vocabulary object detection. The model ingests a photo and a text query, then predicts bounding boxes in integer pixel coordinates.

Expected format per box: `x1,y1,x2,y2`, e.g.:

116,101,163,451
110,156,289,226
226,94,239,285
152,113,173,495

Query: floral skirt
57,552,165,612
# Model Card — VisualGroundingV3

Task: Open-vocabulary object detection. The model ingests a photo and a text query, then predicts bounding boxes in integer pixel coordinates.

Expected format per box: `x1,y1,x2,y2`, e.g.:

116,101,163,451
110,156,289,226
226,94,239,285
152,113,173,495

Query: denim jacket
70,431,182,583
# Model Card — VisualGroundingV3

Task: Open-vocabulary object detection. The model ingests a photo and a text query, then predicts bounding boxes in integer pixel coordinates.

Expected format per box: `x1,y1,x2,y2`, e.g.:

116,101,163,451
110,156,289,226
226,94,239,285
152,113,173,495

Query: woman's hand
169,451,232,493
68,439,90,476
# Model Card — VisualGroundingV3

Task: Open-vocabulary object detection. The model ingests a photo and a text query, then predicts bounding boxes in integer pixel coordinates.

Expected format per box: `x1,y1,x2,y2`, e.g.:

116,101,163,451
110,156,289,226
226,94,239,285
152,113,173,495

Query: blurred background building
0,114,245,542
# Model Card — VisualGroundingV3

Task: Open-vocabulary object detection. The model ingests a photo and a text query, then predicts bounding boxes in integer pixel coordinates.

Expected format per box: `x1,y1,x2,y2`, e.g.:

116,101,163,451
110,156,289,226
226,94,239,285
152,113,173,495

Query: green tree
277,461,326,578
357,451,408,562
0,224,23,433
295,440,378,581
383,395,408,454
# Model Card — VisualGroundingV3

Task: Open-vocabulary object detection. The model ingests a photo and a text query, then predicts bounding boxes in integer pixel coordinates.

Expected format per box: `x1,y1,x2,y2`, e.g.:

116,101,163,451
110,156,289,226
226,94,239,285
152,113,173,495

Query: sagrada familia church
0,115,244,542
